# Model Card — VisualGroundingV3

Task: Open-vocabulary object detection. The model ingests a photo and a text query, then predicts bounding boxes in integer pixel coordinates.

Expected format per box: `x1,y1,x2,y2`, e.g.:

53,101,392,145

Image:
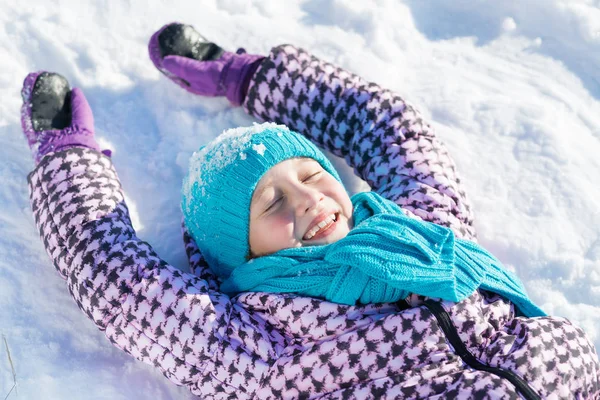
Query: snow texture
1,0,599,398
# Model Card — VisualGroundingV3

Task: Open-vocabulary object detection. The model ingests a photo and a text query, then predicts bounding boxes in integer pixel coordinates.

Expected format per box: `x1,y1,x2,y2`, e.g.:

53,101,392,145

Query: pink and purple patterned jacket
28,45,600,399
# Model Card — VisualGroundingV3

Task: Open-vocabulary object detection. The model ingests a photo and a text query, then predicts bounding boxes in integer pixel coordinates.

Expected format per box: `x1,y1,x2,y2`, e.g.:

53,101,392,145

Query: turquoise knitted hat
182,122,343,280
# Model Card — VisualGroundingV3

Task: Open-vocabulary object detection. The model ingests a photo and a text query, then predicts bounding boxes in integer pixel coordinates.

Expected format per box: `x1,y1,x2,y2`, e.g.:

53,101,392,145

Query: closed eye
265,196,283,213
302,171,322,183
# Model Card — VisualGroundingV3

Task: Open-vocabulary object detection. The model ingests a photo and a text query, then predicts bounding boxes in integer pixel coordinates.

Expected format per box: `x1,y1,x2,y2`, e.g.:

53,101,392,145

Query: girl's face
249,158,353,257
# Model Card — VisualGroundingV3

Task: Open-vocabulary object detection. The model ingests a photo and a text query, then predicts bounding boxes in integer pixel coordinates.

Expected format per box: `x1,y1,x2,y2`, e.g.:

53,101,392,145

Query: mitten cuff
223,51,265,106
37,131,101,163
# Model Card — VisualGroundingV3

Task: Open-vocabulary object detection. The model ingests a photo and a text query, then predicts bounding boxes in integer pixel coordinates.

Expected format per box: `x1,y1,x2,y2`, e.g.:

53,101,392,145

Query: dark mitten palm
30,72,72,131
157,23,224,62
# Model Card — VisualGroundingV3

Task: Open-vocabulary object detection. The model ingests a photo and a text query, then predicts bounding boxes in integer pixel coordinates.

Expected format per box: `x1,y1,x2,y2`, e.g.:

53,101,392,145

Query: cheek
250,213,297,254
327,180,353,214
269,214,296,237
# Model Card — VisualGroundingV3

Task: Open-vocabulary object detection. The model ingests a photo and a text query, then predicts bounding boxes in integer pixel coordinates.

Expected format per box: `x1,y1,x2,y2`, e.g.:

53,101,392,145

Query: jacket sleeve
243,45,477,240
182,219,221,290
27,148,239,393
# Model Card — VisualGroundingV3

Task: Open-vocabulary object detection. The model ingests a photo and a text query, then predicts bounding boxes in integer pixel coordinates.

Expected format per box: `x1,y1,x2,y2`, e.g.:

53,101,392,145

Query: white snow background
1,0,600,398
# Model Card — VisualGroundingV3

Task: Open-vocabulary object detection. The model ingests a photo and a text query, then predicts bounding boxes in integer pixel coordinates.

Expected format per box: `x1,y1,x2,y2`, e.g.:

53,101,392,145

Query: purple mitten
148,23,264,106
21,72,106,163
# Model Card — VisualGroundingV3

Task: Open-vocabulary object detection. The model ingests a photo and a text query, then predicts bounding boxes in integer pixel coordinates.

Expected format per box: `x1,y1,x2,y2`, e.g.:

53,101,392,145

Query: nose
294,185,323,214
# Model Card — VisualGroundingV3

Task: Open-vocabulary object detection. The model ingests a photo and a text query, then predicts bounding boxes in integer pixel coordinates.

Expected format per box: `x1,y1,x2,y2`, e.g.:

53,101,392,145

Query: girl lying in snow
21,22,599,399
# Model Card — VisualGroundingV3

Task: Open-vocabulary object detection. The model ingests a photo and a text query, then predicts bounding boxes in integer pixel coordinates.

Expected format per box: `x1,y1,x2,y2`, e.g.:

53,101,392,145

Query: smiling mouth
303,213,338,240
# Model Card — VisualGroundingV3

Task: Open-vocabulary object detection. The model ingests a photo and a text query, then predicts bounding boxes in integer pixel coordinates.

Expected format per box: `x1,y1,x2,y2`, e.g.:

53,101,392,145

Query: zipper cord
423,300,542,400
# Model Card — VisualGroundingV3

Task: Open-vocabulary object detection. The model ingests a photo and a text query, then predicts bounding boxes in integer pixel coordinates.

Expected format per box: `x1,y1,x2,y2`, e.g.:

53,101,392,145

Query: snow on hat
182,122,342,280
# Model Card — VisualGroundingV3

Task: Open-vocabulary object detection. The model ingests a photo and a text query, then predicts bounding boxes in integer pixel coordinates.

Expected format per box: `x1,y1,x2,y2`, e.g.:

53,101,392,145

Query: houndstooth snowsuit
27,45,600,399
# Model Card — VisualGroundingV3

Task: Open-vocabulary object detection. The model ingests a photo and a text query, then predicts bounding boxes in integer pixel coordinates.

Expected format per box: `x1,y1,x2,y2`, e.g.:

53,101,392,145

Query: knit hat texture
182,122,343,280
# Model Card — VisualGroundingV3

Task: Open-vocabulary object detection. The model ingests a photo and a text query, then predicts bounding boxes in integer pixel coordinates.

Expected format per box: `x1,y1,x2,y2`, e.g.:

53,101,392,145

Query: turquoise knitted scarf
221,191,545,317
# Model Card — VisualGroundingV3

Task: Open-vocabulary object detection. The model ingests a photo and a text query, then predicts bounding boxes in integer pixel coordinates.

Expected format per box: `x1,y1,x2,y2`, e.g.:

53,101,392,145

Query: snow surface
1,0,600,398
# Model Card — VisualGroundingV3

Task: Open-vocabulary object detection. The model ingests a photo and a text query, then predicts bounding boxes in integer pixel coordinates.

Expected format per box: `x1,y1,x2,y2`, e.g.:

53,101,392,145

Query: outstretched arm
21,73,268,396
243,45,477,241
